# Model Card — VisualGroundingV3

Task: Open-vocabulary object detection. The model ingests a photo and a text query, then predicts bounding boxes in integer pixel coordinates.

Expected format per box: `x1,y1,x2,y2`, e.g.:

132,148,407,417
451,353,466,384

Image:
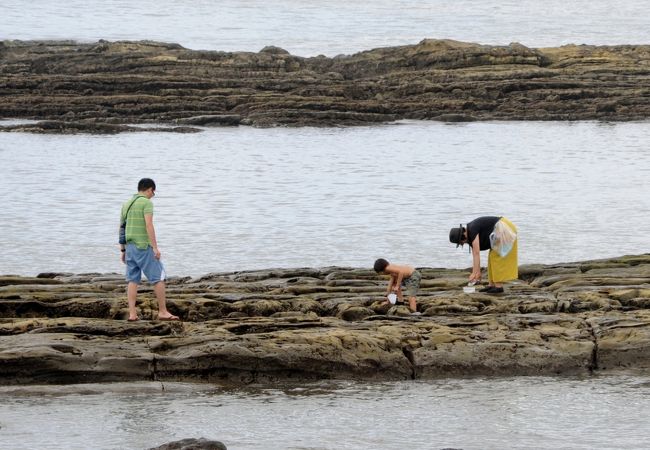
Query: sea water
1,0,650,56
1,376,650,450
1,121,649,276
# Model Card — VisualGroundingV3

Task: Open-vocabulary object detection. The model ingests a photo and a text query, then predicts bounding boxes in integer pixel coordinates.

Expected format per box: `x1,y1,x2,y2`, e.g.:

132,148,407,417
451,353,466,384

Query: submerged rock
1,39,650,132
148,438,227,450
1,255,650,384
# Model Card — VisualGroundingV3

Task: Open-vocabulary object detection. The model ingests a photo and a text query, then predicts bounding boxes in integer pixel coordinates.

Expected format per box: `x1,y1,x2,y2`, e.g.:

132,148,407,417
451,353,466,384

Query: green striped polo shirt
120,194,153,250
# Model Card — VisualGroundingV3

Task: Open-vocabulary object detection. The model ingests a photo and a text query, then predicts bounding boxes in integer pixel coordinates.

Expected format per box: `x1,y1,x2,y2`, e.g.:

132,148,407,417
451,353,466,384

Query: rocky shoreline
1,39,650,132
1,254,650,385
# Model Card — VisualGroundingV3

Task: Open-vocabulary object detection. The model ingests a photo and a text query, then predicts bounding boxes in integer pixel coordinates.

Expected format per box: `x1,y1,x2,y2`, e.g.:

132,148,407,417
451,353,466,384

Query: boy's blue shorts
125,243,166,284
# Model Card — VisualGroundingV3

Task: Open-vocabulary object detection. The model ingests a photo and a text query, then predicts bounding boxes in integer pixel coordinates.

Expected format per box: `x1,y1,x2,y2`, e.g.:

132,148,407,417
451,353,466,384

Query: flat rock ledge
2,254,650,385
1,39,650,132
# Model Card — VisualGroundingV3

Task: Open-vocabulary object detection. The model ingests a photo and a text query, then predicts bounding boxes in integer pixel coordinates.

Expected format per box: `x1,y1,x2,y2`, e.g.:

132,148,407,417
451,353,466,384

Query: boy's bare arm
394,271,405,288
386,275,397,293
383,265,412,295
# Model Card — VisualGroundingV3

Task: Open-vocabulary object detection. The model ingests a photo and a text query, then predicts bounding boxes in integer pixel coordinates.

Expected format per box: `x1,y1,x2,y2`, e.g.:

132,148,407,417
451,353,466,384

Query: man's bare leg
154,281,178,320
127,282,139,320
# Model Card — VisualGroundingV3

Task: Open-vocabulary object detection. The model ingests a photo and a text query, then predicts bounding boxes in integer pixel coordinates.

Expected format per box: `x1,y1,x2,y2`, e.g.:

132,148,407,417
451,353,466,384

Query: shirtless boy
373,258,421,314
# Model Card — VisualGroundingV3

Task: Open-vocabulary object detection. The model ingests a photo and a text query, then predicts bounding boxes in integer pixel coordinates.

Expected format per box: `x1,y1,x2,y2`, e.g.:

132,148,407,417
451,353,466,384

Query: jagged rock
2,254,650,384
1,39,650,132
339,306,374,321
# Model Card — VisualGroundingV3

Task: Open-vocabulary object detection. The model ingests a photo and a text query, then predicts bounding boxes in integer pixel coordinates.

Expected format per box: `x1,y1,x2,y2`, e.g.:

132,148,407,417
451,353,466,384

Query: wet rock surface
1,39,650,132
2,255,650,385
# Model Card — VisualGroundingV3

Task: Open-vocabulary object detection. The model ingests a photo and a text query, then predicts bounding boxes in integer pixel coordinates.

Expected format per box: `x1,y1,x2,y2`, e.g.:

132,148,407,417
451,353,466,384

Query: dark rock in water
1,38,650,132
148,438,227,450
2,254,650,384
0,120,201,134
36,272,74,278
259,45,290,55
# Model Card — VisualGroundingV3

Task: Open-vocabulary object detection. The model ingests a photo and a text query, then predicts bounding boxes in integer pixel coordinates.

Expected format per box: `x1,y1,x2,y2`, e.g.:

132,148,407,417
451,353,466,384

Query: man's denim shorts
125,243,166,284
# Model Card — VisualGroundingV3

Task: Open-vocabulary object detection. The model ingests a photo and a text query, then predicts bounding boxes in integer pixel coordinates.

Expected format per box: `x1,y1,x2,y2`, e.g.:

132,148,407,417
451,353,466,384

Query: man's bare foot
157,313,180,321
127,316,139,322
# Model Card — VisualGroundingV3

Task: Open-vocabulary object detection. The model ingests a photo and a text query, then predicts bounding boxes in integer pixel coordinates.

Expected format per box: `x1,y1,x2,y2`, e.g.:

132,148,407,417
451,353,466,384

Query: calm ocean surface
2,3,650,449
1,121,649,276
1,0,650,56
1,376,650,450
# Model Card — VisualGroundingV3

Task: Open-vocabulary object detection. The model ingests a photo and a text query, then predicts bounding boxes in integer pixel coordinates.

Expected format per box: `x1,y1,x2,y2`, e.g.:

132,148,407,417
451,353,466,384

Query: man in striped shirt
119,178,179,321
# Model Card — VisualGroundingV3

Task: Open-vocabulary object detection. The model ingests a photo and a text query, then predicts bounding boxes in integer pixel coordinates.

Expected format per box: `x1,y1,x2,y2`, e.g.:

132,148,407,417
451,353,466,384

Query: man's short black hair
374,258,389,273
138,178,156,192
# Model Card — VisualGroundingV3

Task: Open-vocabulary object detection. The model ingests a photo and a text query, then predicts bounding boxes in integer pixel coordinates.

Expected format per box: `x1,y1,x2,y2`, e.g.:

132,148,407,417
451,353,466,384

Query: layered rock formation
2,254,650,385
1,39,650,132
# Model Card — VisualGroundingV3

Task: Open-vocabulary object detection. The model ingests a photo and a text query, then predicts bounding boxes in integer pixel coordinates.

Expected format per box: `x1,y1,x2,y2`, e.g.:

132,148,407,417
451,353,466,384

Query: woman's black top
467,216,501,251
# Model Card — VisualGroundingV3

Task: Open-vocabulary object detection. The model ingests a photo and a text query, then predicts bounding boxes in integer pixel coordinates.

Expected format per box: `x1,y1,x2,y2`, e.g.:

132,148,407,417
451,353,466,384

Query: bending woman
449,216,518,294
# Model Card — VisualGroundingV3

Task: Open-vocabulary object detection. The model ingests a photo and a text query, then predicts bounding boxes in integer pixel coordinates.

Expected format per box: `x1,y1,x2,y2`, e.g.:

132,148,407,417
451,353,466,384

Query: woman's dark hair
138,178,156,192
374,258,389,273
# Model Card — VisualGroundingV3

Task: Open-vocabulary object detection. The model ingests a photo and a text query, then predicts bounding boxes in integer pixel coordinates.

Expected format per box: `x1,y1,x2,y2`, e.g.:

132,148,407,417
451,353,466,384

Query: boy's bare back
384,263,414,278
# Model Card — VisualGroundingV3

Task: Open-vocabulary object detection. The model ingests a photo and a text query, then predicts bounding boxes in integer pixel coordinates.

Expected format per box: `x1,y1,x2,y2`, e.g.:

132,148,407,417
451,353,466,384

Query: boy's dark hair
374,258,389,273
138,178,156,192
